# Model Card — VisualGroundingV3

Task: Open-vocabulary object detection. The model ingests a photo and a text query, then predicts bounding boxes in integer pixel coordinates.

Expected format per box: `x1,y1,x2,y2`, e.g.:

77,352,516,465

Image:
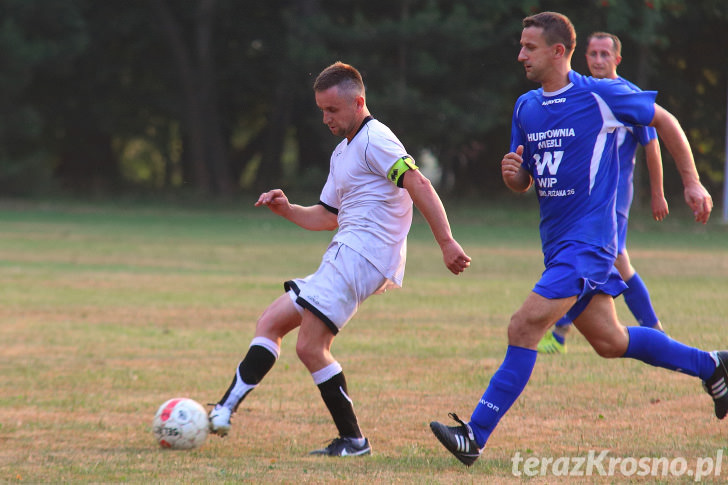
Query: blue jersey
614,76,658,221
511,71,656,257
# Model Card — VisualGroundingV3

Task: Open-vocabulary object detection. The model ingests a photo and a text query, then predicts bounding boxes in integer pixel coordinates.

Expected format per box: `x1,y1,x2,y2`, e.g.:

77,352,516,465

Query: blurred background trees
1,0,726,202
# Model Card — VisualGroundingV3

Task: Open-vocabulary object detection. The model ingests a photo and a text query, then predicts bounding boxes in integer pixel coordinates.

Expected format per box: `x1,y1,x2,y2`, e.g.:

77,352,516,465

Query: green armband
388,156,419,187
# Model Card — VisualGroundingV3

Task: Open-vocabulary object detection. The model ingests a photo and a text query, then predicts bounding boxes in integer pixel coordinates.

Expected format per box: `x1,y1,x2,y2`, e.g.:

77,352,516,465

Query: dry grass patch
1,201,727,483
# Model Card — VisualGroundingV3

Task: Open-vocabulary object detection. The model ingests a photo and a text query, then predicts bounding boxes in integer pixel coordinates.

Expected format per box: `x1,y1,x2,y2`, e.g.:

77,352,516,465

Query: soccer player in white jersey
537,31,669,354
208,61,471,457
430,11,727,467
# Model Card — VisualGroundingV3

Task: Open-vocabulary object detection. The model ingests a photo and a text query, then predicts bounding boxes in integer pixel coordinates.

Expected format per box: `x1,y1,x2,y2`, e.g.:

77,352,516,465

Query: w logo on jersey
533,151,564,176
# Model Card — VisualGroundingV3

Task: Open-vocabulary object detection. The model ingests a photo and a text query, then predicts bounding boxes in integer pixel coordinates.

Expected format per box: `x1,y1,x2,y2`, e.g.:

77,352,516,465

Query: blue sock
622,327,716,379
623,273,659,327
554,315,572,328
469,346,537,448
551,315,571,344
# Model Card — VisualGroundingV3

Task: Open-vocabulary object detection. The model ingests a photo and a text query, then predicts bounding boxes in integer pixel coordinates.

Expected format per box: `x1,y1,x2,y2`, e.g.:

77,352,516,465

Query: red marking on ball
160,398,182,422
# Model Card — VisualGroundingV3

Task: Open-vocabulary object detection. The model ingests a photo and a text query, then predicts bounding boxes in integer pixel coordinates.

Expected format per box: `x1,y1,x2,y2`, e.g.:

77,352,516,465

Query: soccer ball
152,398,209,449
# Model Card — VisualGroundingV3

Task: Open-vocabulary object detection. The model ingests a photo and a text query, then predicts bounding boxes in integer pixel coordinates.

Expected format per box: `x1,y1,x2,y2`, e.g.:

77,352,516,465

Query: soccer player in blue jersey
537,31,669,354
430,11,727,467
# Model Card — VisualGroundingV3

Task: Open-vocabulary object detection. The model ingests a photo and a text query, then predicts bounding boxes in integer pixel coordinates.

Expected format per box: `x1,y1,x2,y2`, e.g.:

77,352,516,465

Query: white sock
221,367,256,411
311,361,343,385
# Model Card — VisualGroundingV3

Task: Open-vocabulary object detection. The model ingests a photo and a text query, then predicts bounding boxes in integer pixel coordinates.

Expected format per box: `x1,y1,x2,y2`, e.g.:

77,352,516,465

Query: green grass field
1,198,727,484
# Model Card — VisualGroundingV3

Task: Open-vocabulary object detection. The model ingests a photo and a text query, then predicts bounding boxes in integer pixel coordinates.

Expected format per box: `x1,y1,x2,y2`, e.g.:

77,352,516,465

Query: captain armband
387,155,419,188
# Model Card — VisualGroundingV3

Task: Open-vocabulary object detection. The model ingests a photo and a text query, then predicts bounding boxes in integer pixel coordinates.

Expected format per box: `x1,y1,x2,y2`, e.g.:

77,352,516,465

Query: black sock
218,345,277,411
317,372,362,438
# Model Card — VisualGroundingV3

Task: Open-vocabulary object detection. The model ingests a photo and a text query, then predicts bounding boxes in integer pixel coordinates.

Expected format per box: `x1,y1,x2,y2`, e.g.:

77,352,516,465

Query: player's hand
501,145,524,179
651,195,669,222
442,239,471,275
255,189,290,216
683,182,712,224
501,145,532,192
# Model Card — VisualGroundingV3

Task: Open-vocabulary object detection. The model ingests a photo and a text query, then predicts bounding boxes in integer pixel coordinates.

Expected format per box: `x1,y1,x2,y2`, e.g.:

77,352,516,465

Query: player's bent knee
295,339,311,363
507,315,547,347
295,339,322,367
591,340,627,359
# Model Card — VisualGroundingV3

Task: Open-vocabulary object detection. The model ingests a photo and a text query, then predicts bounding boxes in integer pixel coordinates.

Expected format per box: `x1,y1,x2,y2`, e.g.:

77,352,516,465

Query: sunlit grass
1,198,727,483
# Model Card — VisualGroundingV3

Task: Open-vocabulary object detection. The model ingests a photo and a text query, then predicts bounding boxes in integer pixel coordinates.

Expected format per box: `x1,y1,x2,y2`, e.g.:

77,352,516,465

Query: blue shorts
534,241,627,320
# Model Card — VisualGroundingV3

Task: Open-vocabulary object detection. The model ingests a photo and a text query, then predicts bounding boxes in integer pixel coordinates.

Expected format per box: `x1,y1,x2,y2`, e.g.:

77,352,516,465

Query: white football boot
208,404,232,437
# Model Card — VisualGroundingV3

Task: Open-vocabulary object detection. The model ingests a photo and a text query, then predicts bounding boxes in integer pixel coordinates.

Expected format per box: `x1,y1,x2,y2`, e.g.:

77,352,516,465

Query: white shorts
284,242,389,334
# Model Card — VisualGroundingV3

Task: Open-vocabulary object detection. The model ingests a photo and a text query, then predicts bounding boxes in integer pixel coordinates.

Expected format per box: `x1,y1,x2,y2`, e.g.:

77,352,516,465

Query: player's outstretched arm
255,189,338,231
650,105,712,224
643,138,669,221
402,169,471,275
502,145,533,193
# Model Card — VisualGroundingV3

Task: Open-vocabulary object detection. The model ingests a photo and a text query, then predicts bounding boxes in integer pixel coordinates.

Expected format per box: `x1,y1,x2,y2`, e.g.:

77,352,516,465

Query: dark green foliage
1,0,726,197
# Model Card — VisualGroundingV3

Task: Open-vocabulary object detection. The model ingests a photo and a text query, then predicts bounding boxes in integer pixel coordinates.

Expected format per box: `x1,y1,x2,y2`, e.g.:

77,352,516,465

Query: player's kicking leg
209,294,299,436
208,336,280,436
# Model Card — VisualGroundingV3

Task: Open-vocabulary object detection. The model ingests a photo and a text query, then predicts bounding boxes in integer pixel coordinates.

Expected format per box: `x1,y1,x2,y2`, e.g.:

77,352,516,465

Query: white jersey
319,118,413,287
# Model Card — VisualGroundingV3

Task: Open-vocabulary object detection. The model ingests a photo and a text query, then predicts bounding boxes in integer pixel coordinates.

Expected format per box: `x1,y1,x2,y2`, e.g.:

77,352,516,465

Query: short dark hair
523,11,576,54
587,32,622,57
313,61,364,97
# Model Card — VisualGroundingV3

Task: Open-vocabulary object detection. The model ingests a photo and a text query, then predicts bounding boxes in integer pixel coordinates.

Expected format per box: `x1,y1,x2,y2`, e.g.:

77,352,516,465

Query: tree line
1,0,726,201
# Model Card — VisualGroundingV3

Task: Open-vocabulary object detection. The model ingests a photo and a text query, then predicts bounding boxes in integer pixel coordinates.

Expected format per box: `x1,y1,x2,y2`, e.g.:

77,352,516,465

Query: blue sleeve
635,125,658,146
610,76,658,146
598,81,657,127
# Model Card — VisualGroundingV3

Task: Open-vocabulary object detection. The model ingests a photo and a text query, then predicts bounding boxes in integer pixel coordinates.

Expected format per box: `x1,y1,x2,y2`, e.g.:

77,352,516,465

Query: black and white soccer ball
152,397,209,450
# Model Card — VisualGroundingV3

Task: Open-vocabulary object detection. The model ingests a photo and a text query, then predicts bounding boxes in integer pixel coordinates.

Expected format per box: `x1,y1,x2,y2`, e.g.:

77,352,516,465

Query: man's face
315,86,361,139
518,27,554,84
586,37,620,79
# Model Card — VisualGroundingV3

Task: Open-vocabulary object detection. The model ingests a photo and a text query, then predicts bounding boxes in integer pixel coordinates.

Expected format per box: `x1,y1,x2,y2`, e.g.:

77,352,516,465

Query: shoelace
449,412,467,427
316,437,349,450
448,412,477,446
